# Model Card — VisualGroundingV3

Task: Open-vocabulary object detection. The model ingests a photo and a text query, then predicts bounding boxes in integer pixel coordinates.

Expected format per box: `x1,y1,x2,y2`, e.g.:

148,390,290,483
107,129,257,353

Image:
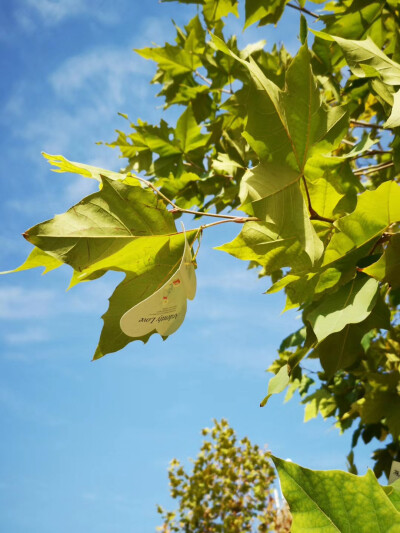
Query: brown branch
132,173,257,222
302,176,334,223
353,161,394,175
350,119,388,131
350,149,392,160
287,2,319,19
194,70,232,95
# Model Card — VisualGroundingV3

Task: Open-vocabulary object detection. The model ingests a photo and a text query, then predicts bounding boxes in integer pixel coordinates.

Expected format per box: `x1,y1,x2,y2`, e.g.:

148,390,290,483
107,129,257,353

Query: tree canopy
4,0,400,525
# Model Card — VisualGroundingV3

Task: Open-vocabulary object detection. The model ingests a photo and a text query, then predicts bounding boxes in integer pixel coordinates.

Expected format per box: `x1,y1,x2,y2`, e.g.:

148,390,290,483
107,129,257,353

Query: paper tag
389,460,400,484
120,230,196,338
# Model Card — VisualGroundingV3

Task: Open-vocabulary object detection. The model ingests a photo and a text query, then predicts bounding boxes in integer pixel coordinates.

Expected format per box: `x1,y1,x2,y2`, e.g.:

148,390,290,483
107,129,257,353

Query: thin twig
350,119,388,131
302,176,334,223
353,161,394,175
133,173,257,221
287,2,319,19
194,70,232,95
350,149,392,160
200,217,256,231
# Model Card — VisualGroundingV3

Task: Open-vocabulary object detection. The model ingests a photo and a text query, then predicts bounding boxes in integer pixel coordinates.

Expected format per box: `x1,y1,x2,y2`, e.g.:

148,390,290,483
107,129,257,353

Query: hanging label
389,460,400,484
120,230,196,338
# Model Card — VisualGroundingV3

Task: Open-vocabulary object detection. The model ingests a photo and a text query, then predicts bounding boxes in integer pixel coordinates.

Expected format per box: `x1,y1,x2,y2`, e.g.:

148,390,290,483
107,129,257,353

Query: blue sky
0,1,377,531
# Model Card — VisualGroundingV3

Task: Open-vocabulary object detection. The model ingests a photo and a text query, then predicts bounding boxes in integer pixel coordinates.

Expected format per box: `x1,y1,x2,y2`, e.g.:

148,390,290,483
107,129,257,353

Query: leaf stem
199,217,257,230
287,2,319,19
302,176,334,223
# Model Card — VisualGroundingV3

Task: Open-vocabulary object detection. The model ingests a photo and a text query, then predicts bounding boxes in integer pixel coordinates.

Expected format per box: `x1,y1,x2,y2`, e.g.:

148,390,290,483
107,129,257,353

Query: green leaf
320,1,384,40
216,220,312,275
260,364,289,407
315,293,390,378
300,14,308,45
385,89,400,128
311,31,400,85
363,233,400,289
136,43,201,76
244,0,287,29
306,276,380,343
323,181,400,266
93,232,196,360
1,246,63,275
240,164,323,264
175,104,210,153
387,479,400,511
42,152,125,182
203,0,238,23
272,456,400,532
23,177,177,271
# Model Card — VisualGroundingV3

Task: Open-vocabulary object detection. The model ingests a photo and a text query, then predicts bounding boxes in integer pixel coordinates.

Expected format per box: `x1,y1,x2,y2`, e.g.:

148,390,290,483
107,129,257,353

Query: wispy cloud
3,326,49,345
16,0,122,29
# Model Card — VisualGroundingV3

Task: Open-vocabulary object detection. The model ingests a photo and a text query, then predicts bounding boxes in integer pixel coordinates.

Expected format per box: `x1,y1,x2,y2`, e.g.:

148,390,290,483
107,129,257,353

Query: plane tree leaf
244,0,287,29
313,293,390,378
23,177,177,271
272,456,400,532
1,247,63,275
362,233,400,289
42,152,126,182
306,276,380,343
312,31,400,85
93,232,196,360
323,181,400,267
260,364,290,407
175,104,210,153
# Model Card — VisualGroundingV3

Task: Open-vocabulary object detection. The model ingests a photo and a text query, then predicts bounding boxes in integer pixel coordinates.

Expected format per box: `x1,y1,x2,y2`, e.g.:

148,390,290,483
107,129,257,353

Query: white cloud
0,286,56,319
17,0,121,28
49,46,151,105
4,326,49,345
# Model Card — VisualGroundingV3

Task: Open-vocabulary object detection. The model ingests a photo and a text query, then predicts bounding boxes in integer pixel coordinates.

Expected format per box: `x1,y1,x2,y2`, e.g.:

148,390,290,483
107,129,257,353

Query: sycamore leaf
385,89,400,129
387,479,400,510
175,104,210,153
323,181,400,267
1,247,63,275
307,276,380,343
311,31,400,85
23,177,177,272
120,232,196,338
244,0,287,29
93,232,196,360
216,220,312,275
203,0,238,23
42,152,125,182
260,364,290,407
315,293,390,378
241,166,323,264
320,2,384,40
363,233,400,289
272,457,400,532
136,43,201,76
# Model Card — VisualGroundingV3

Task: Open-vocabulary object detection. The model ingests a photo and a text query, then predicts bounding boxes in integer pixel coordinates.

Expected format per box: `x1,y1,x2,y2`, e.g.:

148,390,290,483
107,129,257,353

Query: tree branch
132,173,258,222
353,161,394,175
195,70,232,95
287,2,319,19
350,119,388,131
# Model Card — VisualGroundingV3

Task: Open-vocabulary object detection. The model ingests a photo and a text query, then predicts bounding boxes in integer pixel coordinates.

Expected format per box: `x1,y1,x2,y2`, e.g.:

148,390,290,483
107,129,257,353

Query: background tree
157,419,291,532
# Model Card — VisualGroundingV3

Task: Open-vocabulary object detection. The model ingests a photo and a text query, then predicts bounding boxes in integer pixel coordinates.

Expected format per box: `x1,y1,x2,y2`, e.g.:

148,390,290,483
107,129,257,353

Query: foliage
157,419,291,532
4,0,400,503
272,456,400,532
